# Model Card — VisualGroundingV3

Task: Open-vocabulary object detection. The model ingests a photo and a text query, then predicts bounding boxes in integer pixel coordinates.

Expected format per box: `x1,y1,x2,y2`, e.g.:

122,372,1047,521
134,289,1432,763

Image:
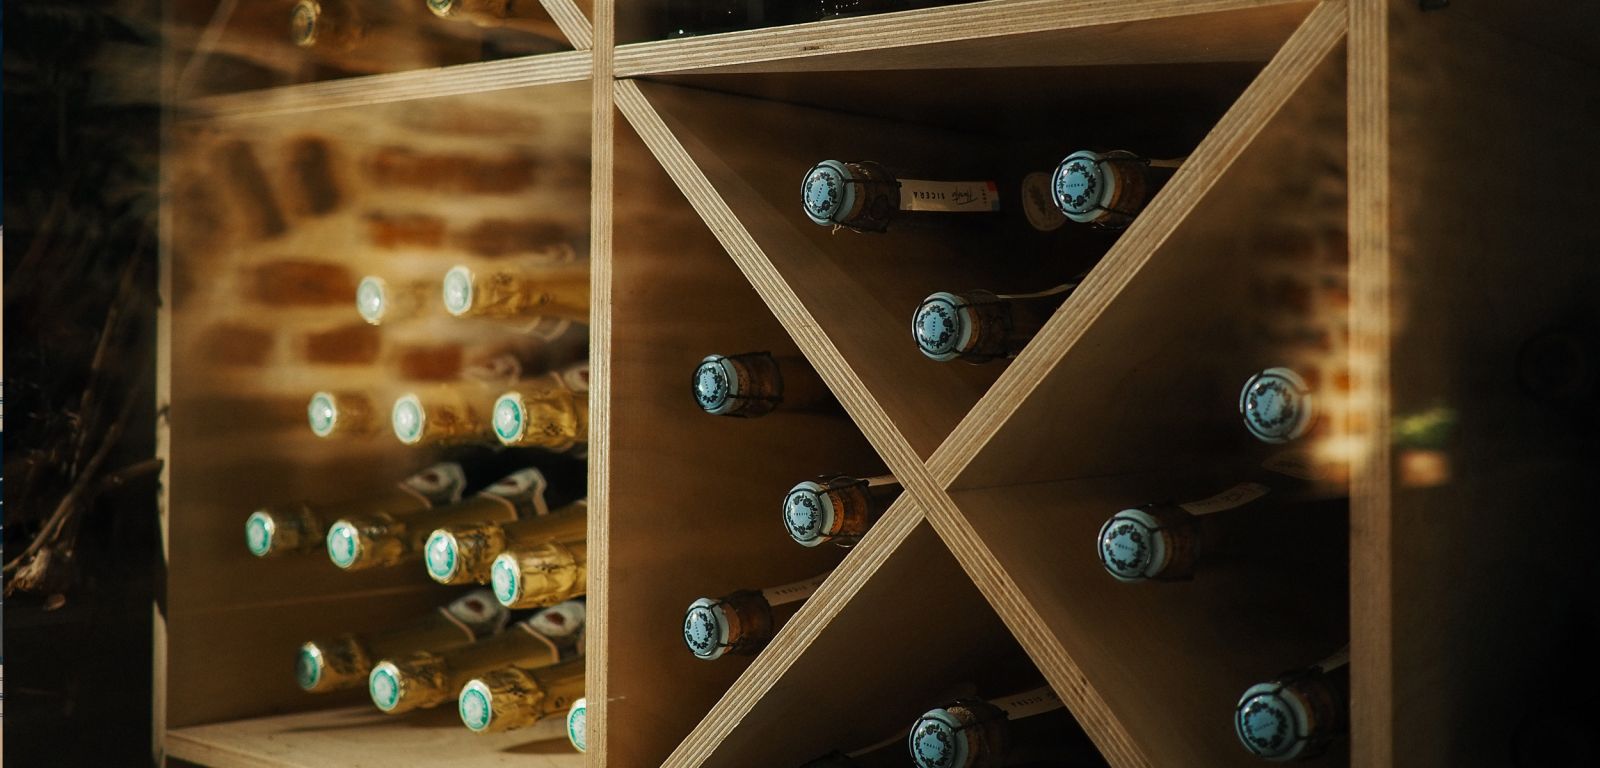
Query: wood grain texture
184,51,591,122
585,1,614,764
167,706,578,768
541,0,595,51
615,0,1314,76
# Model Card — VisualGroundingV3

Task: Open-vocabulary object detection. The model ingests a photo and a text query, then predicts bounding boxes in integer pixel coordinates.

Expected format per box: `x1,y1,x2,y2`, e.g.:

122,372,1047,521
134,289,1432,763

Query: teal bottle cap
458,678,495,733
426,0,457,16
325,520,362,570
493,392,525,444
391,394,426,445
1240,367,1315,444
290,0,318,47
1235,681,1314,761
356,276,388,325
307,391,339,438
295,642,324,691
1052,150,1117,223
566,697,587,752
245,511,276,557
682,597,732,661
692,355,741,415
369,661,404,712
783,480,837,548
442,265,475,316
914,292,976,362
802,160,859,227
424,528,458,582
1097,508,1168,582
490,552,521,607
908,706,970,768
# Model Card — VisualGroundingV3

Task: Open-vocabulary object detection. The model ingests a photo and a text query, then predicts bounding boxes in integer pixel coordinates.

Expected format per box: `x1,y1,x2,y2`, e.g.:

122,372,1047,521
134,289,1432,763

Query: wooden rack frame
157,1,1600,766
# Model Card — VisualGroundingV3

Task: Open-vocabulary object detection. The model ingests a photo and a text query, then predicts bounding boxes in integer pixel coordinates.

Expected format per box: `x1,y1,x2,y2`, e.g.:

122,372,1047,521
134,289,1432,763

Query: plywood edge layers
542,0,595,51
614,0,1315,77
588,0,616,763
927,0,1352,487
1346,0,1392,765
660,498,926,768
181,50,592,122
611,79,929,492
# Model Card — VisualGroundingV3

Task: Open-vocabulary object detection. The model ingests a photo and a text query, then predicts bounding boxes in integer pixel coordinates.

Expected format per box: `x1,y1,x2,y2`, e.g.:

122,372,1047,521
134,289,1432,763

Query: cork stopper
1096,505,1197,582
490,540,587,608
1239,367,1316,444
369,654,451,714
1235,671,1343,762
914,291,1015,363
908,698,1009,768
297,635,371,693
681,590,773,661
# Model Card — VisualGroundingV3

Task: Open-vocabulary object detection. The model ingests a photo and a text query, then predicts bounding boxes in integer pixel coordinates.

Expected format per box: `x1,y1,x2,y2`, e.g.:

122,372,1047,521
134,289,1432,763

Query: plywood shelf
157,0,1600,766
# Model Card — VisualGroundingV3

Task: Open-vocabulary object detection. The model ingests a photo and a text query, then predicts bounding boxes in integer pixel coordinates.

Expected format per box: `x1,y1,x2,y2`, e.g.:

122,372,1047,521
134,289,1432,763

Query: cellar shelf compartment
588,115,900,767
670,517,1107,768
620,54,1276,458
167,0,593,100
158,80,593,763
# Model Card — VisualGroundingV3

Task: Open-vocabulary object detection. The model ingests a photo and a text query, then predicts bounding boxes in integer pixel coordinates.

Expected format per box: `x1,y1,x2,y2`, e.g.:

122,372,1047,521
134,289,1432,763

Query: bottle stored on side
909,686,1098,768
492,368,589,451
426,499,588,585
307,391,381,439
682,572,830,660
1050,150,1179,229
1234,646,1349,761
391,384,495,447
565,696,588,752
369,600,584,714
426,0,565,39
783,474,900,547
326,468,550,571
490,538,588,608
912,281,1079,363
442,257,589,326
458,656,586,733
297,589,507,693
246,462,467,557
291,0,368,50
357,275,435,326
802,159,1000,233
693,351,838,418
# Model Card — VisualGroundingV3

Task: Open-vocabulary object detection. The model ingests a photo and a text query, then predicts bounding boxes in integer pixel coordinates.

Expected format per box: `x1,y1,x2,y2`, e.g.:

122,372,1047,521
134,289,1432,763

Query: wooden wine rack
156,1,1600,767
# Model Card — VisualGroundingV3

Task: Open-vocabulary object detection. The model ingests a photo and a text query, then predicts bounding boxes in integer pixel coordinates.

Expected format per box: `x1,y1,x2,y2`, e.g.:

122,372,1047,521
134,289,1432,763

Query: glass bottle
325,468,549,571
425,499,588,585
492,375,588,451
490,538,588,608
1234,646,1349,761
442,259,589,326
909,686,1098,768
307,390,380,439
246,462,467,558
296,589,506,693
682,572,830,660
912,281,1080,363
783,474,900,547
1049,150,1180,229
692,351,837,418
368,600,584,714
356,275,434,326
802,159,1000,233
457,656,586,733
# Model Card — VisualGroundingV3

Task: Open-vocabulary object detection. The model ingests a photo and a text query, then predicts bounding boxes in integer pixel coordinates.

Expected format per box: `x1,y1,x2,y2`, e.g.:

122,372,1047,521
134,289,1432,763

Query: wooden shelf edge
586,0,615,760
167,730,295,768
659,498,927,768
610,78,929,489
181,50,593,122
926,0,1351,487
614,0,1313,77
1345,0,1391,765
542,0,595,51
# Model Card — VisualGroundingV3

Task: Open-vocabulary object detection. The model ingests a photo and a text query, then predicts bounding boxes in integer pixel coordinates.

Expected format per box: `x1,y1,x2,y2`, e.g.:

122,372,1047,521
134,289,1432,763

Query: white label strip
864,474,899,488
762,573,830,606
1178,482,1271,516
898,179,1001,214
1313,645,1351,674
992,685,1064,720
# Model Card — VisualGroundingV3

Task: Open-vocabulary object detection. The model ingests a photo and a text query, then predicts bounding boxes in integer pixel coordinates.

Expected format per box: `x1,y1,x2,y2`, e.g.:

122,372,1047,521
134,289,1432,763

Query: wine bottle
909,686,1099,768
458,656,586,733
296,589,507,693
1049,150,1178,229
802,160,1000,233
291,0,368,51
1097,367,1330,582
426,0,566,39
1234,646,1349,761
491,376,588,451
390,384,494,446
682,573,829,660
356,275,434,326
692,351,837,418
783,474,900,547
442,259,589,326
566,696,588,752
307,390,381,439
325,468,550,571
490,538,587,608
369,600,584,714
425,499,588,585
912,281,1079,363
246,462,467,558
